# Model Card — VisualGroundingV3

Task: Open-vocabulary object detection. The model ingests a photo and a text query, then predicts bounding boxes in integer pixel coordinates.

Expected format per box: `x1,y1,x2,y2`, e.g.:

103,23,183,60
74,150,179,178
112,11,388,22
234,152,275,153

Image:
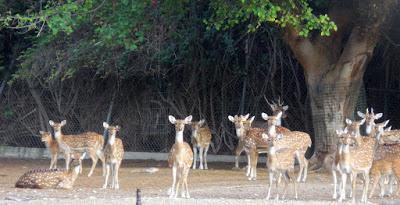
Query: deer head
345,118,365,137
336,128,354,146
103,122,120,145
169,115,192,143
228,114,252,138
49,120,67,139
357,108,383,135
39,131,52,143
265,96,289,119
190,119,205,138
374,120,390,143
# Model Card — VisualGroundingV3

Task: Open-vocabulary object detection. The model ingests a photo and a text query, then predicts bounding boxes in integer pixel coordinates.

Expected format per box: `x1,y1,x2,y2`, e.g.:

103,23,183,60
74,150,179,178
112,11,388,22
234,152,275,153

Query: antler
264,95,275,108
276,96,284,106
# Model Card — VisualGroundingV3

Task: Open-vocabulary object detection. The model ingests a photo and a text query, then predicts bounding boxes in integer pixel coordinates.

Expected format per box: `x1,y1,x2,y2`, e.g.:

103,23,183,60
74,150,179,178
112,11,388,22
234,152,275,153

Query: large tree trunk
283,0,396,169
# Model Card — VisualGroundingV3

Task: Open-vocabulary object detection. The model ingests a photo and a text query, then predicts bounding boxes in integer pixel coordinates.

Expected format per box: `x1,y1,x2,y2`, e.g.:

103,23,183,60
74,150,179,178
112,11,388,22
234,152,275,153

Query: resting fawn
102,122,124,189
190,119,212,170
168,115,194,198
262,132,298,200
49,120,105,177
15,153,86,189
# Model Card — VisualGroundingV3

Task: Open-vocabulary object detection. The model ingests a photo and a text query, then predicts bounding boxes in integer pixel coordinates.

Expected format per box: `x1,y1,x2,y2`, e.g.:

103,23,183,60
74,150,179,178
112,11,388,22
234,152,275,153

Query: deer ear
359,118,366,125
199,119,205,126
184,115,192,123
385,126,392,131
374,113,383,120
283,105,289,111
49,120,55,126
261,112,268,120
116,125,121,131
276,112,282,119
357,111,365,118
168,115,176,124
80,152,87,160
336,130,341,136
39,131,45,135
228,115,235,122
343,127,348,133
383,120,390,127
103,122,109,129
248,116,255,124
61,120,67,126
345,119,352,125
243,113,250,120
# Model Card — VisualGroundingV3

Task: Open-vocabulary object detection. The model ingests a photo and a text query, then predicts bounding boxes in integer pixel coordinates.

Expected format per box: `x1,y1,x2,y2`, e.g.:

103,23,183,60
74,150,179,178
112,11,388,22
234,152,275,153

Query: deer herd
13,98,400,203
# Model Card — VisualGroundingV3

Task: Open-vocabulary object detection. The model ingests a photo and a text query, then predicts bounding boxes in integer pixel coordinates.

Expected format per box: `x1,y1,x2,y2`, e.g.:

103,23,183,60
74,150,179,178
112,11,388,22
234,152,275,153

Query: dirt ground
0,158,399,205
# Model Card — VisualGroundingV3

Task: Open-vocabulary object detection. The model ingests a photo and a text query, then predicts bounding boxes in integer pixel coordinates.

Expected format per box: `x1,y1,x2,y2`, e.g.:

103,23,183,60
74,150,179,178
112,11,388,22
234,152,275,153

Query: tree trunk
282,0,397,168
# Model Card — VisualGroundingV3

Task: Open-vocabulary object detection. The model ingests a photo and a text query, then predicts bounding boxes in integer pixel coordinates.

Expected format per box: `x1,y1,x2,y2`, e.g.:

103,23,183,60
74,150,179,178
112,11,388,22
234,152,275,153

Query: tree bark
283,0,396,168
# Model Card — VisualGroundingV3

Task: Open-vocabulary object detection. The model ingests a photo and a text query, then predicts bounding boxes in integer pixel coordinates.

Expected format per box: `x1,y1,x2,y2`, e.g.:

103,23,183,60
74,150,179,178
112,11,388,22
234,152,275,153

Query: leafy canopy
206,0,337,37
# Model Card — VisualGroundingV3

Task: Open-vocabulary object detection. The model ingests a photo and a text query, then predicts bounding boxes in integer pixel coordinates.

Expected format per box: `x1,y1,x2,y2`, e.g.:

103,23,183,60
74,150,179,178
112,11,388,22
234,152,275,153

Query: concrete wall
0,146,267,163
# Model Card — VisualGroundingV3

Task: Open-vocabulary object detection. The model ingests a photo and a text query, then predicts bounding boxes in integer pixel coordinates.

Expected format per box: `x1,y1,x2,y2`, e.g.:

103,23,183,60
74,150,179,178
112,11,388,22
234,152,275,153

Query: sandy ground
0,158,399,205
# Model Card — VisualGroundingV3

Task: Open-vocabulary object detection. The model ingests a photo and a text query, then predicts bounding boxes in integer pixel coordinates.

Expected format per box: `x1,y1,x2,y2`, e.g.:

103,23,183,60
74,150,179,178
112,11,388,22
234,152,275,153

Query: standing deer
228,114,255,170
357,108,383,135
102,122,124,189
190,119,212,170
15,153,86,189
39,131,84,173
168,115,194,198
261,112,311,182
262,132,298,200
334,120,388,203
49,120,105,177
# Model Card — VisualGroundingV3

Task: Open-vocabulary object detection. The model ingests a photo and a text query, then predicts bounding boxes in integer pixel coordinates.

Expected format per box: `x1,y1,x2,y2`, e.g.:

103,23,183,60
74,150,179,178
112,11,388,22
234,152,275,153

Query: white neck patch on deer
108,133,116,145
54,131,62,139
176,131,184,143
276,118,282,126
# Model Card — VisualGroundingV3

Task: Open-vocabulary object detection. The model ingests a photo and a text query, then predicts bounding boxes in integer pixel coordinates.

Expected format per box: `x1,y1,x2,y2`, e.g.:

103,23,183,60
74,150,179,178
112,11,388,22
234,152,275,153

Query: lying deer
15,153,85,189
190,119,212,170
168,115,193,198
49,120,105,177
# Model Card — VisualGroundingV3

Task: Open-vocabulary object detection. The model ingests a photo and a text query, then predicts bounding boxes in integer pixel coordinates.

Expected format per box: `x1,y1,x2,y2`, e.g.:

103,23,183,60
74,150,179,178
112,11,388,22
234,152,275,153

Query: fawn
102,122,124,189
334,120,388,203
262,132,298,200
261,112,311,182
228,114,253,169
15,153,86,189
39,131,84,173
190,119,212,170
168,115,194,198
49,120,105,177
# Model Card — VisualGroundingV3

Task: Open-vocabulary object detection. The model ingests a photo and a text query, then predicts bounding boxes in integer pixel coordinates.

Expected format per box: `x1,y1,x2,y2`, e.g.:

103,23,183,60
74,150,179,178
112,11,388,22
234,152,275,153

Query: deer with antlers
265,96,289,127
168,115,193,198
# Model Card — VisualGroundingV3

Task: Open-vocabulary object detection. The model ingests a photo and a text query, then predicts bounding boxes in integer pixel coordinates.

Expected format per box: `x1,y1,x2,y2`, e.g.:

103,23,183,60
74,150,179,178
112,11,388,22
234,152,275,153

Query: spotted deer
228,114,254,170
15,153,86,189
190,119,212,170
49,120,105,177
334,120,388,203
262,132,298,200
168,115,194,198
261,112,311,182
102,122,124,189
39,131,84,173
357,108,383,135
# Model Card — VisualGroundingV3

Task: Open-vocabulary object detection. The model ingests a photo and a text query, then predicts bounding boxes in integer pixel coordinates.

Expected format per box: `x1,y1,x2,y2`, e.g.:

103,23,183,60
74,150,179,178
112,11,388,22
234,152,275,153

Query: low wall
0,146,267,163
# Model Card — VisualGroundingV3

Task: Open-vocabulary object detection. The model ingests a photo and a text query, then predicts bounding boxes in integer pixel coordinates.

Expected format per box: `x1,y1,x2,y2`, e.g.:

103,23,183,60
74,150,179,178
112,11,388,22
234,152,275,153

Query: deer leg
369,172,379,199
379,175,386,197
351,172,357,203
175,168,182,198
246,152,251,177
192,146,197,169
362,171,370,203
103,163,110,189
96,149,106,177
339,173,347,202
234,140,244,169
88,149,98,177
199,147,204,170
169,165,177,198
302,155,309,182
266,171,273,200
183,167,190,198
388,174,395,196
252,152,258,180
50,152,57,169
65,152,71,171
204,144,209,170
295,151,304,182
275,171,280,200
282,174,288,200
332,166,338,199
115,162,121,190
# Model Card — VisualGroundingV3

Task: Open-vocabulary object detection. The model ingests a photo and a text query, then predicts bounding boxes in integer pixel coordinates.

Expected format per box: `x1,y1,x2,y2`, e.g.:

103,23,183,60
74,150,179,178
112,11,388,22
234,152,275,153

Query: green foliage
206,0,337,37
